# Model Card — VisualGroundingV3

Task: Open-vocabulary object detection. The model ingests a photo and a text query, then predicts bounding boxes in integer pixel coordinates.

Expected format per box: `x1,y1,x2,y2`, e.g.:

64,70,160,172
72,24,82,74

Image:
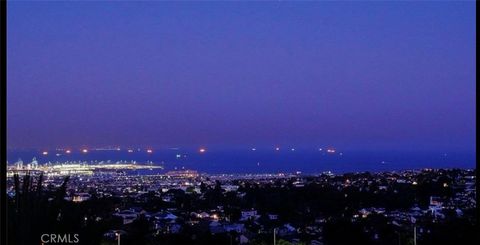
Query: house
410,206,423,217
209,221,225,234
277,223,296,236
113,210,139,224
153,221,182,234
268,214,279,220
429,196,444,218
224,223,245,233
311,240,324,245
378,186,388,191
314,217,326,224
222,185,239,192
154,212,178,221
239,234,249,244
169,223,182,234
195,212,210,219
103,230,127,240
72,193,91,202
241,210,258,221
430,196,443,207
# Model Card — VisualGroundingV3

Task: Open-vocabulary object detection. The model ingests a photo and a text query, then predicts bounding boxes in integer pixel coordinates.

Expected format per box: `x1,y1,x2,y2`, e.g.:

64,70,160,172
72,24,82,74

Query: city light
42,151,48,155
199,148,206,153
127,149,134,153
65,150,71,154
82,149,88,153
147,149,153,153
275,147,280,151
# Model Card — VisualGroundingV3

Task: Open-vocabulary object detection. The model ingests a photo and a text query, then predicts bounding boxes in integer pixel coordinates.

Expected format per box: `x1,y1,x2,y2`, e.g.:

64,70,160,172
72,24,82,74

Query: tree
8,172,70,245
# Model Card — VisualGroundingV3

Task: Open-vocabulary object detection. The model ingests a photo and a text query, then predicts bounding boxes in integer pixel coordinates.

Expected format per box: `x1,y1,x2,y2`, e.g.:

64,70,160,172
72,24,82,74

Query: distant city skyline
7,1,476,152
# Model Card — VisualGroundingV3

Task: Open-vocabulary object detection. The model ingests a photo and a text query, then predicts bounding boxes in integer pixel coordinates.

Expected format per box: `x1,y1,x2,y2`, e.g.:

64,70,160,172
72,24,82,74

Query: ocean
6,148,476,174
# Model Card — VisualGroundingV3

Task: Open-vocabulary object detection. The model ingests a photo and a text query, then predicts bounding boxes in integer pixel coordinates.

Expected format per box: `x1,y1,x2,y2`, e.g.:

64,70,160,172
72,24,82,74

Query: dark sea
6,148,476,175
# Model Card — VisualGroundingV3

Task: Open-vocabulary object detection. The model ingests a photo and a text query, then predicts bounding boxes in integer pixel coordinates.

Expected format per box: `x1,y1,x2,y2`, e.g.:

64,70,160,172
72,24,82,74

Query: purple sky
7,1,476,152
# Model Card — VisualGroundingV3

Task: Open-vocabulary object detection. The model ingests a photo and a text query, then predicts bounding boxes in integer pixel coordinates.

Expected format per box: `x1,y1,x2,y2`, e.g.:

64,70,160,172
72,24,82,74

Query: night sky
7,1,476,152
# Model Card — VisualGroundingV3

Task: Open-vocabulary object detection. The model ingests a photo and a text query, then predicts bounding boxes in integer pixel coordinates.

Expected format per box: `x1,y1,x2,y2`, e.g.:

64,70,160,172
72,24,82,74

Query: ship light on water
326,148,336,154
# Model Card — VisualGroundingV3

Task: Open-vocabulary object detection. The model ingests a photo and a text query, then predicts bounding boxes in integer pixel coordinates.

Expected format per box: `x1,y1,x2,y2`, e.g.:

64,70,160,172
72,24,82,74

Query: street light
273,228,278,245
115,232,121,245
411,216,417,245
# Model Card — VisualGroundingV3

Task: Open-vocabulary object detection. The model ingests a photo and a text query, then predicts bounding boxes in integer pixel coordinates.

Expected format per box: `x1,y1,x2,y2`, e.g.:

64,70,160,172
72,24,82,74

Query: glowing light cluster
326,148,336,153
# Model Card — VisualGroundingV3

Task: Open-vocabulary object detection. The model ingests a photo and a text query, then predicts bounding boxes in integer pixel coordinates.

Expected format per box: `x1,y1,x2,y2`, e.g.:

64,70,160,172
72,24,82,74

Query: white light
327,148,336,153
42,151,48,155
